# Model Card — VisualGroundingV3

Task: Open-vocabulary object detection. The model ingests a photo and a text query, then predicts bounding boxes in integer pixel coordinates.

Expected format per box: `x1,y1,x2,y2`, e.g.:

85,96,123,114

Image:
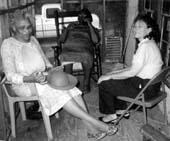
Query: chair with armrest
114,67,170,125
0,74,58,140
52,10,102,81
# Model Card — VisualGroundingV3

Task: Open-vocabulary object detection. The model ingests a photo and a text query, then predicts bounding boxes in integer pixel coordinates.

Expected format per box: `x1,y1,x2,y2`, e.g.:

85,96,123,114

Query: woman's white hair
9,10,34,34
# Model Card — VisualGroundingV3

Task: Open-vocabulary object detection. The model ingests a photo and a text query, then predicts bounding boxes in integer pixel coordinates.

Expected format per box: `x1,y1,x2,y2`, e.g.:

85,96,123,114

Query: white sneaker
116,110,130,118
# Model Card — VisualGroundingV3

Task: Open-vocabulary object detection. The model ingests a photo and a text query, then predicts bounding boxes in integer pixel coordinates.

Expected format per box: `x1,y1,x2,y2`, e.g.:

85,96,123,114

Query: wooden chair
1,75,57,140
52,10,102,81
115,67,170,125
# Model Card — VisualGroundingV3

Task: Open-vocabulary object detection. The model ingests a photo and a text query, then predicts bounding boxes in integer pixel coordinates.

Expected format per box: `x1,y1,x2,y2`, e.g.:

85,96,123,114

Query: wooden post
102,0,106,61
0,72,9,141
124,0,139,66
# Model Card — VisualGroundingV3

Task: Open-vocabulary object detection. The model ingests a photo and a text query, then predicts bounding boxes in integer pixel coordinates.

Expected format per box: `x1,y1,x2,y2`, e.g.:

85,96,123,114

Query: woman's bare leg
72,95,88,112
71,95,92,131
63,98,109,133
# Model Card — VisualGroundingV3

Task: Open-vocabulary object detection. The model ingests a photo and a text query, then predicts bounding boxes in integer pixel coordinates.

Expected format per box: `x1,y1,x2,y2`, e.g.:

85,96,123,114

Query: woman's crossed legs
62,95,117,139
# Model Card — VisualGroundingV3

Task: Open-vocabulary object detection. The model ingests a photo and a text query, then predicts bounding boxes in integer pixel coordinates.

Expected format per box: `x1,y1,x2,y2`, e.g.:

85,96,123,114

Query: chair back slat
116,67,170,125
136,67,170,96
2,83,18,97
149,67,170,86
0,75,19,97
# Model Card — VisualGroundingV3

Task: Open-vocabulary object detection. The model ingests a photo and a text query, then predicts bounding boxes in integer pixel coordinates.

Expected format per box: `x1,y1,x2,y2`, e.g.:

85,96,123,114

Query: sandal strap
107,126,118,136
87,132,106,140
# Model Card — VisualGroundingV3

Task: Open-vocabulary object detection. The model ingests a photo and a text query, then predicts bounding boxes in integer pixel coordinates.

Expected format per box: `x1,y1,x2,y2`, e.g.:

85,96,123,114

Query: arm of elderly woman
1,38,48,84
1,40,23,84
23,72,46,83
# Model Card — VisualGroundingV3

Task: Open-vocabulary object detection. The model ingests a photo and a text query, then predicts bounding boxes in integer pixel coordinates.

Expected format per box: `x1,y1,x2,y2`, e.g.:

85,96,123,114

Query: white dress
1,36,82,116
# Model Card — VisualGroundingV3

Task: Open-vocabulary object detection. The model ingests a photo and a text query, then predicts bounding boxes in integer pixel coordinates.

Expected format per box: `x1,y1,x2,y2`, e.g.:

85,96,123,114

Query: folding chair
1,75,57,140
115,67,170,125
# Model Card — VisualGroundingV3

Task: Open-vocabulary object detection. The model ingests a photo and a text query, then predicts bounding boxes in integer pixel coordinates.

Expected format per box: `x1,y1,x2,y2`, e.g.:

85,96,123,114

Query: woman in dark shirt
59,8,100,93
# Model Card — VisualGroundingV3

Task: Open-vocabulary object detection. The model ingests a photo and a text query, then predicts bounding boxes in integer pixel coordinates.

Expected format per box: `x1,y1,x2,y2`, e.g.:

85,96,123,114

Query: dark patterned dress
59,23,96,68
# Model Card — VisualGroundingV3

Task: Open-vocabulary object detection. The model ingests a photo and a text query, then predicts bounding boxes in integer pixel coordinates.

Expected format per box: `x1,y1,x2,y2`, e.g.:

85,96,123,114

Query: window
46,8,60,19
163,0,170,14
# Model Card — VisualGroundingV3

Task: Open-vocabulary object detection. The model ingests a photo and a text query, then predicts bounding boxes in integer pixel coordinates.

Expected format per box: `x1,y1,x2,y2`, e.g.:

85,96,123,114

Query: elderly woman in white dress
0,11,117,140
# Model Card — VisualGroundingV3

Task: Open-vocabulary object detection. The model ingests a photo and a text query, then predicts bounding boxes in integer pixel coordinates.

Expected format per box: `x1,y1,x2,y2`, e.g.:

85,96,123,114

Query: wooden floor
0,62,170,141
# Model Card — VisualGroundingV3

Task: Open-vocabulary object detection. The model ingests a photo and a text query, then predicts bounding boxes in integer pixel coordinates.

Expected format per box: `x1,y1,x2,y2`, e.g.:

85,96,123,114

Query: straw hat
47,69,77,90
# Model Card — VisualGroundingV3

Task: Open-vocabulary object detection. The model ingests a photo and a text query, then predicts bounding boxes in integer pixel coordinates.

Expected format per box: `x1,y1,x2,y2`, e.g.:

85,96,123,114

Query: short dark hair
79,8,93,22
133,13,160,43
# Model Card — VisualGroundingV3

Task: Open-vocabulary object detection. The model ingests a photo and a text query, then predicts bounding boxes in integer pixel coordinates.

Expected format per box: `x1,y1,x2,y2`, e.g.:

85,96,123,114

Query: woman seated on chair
1,11,117,140
59,8,100,93
97,13,163,123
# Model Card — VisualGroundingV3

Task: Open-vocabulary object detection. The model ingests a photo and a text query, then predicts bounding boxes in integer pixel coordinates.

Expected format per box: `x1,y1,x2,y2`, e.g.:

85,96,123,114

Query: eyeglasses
133,25,148,29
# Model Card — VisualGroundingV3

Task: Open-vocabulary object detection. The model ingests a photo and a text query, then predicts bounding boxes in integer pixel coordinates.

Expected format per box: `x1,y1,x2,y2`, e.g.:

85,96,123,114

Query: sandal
87,132,107,140
107,125,118,136
116,110,130,119
87,125,118,140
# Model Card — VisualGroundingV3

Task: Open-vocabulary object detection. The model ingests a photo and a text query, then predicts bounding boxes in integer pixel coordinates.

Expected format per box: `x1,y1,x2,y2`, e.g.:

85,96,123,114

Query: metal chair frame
115,67,170,125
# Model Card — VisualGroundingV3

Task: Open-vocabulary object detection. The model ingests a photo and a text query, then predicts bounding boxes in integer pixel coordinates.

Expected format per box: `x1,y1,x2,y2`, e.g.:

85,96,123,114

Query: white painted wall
124,0,139,66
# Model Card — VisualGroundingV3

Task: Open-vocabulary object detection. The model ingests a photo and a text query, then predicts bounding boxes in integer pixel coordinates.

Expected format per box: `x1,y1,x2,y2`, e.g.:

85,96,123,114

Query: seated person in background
1,11,117,140
59,8,100,93
97,14,163,123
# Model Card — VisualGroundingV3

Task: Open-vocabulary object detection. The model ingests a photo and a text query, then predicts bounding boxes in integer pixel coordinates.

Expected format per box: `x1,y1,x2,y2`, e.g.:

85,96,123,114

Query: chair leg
93,57,100,78
41,111,53,140
163,99,168,125
96,48,102,77
142,95,147,124
96,59,100,78
64,64,73,74
9,101,16,138
143,105,147,124
98,57,102,77
134,105,141,112
19,102,26,120
114,100,135,125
